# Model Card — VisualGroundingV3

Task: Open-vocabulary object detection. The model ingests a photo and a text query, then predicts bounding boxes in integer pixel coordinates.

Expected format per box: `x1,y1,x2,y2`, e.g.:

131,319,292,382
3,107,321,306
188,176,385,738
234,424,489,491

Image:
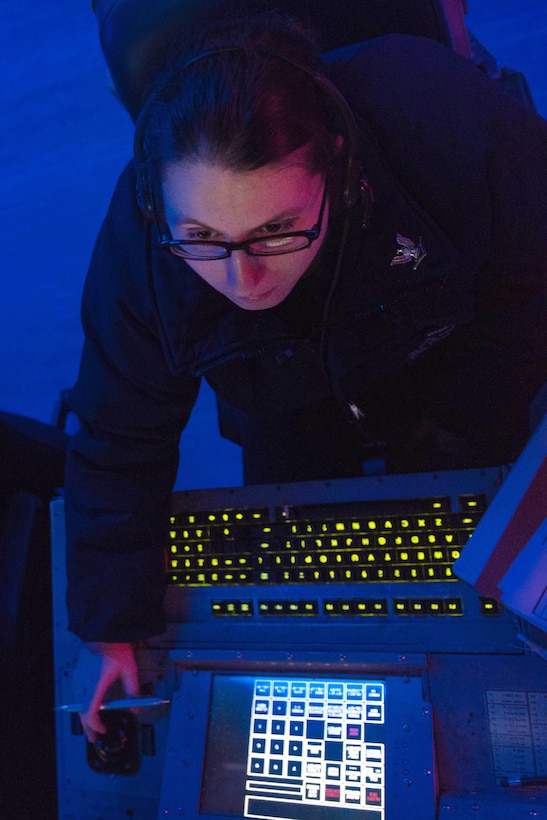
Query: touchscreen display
200,675,386,819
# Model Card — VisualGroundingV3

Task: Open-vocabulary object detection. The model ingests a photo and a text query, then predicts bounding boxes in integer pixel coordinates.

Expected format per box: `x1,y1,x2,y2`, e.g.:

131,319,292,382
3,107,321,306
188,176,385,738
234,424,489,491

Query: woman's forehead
162,155,322,233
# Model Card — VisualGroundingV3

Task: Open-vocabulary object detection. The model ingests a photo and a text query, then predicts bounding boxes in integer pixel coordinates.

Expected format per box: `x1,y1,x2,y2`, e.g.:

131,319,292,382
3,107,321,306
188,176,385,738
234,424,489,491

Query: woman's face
161,149,329,310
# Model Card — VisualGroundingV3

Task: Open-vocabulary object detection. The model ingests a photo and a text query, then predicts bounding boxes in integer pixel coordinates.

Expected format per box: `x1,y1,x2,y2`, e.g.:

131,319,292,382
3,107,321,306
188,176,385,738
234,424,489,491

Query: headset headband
134,45,371,222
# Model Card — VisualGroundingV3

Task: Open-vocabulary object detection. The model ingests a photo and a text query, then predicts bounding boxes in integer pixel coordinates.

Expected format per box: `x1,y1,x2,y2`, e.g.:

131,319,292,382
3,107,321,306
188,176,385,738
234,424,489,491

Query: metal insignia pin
390,233,427,269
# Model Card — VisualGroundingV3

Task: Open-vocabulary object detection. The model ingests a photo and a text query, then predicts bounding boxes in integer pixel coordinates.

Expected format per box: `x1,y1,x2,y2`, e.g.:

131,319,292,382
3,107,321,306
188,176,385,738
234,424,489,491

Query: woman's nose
225,251,265,295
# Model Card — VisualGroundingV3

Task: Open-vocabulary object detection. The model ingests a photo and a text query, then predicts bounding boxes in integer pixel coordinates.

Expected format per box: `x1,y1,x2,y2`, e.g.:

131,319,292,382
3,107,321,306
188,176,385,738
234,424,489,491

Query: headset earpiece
135,170,154,218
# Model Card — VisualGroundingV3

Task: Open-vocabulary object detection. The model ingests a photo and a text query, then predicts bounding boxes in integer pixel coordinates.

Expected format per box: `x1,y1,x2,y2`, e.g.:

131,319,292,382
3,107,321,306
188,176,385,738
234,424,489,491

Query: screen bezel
158,666,436,820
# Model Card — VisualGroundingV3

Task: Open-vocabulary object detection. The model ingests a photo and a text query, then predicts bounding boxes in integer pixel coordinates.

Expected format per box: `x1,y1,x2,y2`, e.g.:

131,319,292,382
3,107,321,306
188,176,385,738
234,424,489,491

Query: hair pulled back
136,13,347,193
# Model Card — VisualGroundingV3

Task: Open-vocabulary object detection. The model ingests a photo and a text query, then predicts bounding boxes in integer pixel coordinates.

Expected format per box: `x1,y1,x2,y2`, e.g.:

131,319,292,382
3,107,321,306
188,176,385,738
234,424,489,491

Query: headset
133,46,373,229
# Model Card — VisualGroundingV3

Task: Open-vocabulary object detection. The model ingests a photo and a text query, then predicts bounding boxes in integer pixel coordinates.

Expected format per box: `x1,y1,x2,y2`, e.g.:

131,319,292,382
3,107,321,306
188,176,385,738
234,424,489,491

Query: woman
65,14,547,739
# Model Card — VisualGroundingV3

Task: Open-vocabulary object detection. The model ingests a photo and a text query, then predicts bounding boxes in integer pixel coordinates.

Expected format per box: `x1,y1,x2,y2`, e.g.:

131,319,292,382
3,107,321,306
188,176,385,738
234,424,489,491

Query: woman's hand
75,642,140,742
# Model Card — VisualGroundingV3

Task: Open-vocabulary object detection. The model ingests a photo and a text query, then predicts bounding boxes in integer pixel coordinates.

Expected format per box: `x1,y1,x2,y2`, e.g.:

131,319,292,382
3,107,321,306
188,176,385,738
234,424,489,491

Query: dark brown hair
135,14,347,201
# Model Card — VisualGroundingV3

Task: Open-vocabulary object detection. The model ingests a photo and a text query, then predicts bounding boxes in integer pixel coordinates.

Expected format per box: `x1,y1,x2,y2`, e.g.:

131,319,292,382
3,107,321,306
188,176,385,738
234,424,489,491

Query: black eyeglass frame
159,181,328,261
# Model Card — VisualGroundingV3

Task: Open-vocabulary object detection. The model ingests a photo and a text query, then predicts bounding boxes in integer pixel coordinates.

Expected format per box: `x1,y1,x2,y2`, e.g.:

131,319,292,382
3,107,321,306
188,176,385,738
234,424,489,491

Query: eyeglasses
160,182,328,261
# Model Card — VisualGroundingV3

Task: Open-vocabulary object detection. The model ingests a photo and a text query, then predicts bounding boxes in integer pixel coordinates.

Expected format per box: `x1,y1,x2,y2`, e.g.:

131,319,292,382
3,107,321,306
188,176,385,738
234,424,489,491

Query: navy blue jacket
65,35,547,642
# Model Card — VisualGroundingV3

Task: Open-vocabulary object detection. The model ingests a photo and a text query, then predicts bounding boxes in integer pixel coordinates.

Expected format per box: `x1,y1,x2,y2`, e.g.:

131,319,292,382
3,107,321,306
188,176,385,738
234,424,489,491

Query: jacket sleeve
64,163,201,643
335,36,547,462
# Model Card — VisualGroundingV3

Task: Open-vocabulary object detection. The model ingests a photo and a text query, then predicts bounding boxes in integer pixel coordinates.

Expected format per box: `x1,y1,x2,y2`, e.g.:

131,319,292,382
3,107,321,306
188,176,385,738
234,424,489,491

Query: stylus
56,697,171,712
